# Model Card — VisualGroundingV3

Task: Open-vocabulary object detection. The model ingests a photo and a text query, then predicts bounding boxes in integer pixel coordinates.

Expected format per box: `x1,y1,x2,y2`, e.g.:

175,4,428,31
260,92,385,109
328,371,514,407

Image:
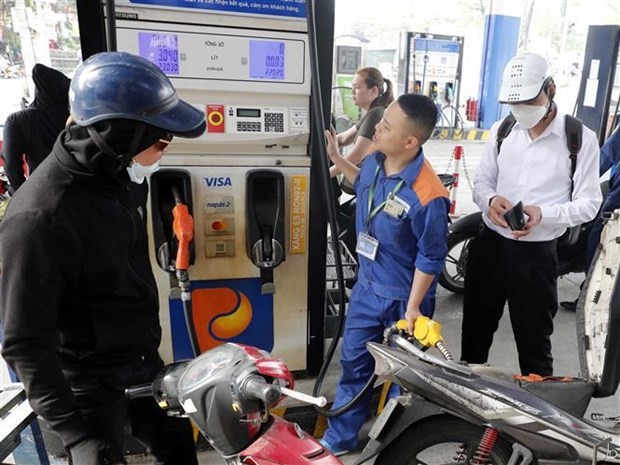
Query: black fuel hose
306,0,377,417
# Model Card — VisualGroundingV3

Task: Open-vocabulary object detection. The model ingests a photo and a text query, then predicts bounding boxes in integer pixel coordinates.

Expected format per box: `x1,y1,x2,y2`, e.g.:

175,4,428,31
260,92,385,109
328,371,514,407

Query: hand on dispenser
325,128,360,186
324,128,341,162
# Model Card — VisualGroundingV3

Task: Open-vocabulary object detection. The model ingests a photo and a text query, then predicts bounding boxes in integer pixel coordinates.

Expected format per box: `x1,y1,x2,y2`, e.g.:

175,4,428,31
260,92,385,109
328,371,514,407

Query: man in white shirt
460,52,601,376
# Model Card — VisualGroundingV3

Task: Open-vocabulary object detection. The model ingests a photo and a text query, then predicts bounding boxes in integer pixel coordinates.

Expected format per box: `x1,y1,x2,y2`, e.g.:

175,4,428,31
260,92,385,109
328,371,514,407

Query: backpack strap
564,114,583,201
496,113,517,154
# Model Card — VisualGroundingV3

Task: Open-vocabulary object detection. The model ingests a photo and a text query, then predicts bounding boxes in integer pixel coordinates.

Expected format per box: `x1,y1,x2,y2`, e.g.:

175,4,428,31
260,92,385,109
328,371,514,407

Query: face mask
509,103,547,129
126,160,161,184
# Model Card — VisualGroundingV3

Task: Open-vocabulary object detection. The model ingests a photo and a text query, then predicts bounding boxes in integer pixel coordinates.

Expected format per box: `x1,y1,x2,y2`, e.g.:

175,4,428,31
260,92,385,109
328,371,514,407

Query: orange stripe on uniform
413,160,450,206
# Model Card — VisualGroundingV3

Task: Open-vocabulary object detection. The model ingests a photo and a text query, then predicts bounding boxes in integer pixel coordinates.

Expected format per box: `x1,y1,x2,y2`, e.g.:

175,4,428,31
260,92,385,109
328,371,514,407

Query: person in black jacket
0,52,206,465
1,63,71,194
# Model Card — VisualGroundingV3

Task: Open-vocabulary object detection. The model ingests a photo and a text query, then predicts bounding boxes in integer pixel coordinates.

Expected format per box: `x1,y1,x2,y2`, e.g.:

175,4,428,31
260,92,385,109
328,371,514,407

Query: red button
212,220,224,231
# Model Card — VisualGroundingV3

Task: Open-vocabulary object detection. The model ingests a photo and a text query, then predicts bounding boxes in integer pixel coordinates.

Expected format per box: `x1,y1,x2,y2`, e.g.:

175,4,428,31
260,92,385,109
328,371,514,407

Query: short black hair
396,94,437,144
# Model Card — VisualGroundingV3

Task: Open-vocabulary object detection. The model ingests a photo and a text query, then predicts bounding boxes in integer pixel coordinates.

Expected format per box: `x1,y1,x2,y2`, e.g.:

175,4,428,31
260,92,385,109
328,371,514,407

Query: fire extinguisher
466,97,478,122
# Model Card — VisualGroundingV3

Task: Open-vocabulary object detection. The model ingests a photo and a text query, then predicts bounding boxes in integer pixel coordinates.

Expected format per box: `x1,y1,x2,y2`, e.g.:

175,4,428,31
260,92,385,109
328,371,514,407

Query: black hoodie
0,119,167,448
1,64,71,193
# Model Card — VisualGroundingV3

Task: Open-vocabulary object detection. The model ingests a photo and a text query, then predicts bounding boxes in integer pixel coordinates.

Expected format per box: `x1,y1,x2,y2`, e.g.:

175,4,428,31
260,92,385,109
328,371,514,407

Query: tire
375,415,515,465
439,233,475,294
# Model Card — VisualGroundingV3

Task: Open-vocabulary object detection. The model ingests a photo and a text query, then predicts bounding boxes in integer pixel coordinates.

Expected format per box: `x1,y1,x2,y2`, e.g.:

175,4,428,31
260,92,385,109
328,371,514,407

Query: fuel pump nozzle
171,186,200,357
386,317,454,361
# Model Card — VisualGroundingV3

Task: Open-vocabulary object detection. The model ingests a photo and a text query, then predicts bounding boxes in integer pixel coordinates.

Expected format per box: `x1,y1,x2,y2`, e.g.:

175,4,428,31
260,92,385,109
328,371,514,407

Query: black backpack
496,113,583,247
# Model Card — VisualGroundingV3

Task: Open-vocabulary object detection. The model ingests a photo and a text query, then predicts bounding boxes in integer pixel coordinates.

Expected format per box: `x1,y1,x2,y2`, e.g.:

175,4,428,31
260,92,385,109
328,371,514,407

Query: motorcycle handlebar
125,384,152,399
241,376,281,405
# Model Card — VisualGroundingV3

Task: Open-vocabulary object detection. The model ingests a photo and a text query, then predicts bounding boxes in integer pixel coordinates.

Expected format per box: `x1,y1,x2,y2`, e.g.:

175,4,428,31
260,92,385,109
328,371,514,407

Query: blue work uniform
586,127,620,269
322,150,450,452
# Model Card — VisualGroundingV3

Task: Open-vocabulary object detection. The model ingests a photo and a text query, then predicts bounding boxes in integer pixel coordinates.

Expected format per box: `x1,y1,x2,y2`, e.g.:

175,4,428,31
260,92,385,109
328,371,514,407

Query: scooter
126,342,343,464
136,188,342,464
440,180,609,294
355,210,620,465
357,321,619,464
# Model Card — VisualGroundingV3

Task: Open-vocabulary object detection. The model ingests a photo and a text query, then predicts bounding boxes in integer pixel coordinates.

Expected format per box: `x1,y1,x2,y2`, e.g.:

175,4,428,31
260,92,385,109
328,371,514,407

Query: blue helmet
70,52,205,138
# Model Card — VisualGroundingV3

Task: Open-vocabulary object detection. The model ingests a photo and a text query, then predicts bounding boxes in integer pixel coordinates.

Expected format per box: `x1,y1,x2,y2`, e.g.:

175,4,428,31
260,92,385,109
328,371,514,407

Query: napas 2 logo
204,176,232,188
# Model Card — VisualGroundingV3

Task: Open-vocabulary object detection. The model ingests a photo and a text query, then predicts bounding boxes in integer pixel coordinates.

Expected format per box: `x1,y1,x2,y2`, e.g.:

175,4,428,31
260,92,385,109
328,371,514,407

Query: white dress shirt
473,110,602,242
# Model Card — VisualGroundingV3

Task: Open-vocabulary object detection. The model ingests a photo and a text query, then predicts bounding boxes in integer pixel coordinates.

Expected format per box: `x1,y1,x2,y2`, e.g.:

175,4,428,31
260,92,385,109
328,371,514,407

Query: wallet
503,201,526,231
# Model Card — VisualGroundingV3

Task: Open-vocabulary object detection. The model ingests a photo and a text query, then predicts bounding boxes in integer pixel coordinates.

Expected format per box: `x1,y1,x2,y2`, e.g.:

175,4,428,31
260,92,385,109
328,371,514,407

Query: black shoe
560,300,577,312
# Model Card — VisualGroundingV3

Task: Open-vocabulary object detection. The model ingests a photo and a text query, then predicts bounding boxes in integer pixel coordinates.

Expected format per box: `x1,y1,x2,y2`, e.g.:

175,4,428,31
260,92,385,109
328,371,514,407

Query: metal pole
104,0,117,52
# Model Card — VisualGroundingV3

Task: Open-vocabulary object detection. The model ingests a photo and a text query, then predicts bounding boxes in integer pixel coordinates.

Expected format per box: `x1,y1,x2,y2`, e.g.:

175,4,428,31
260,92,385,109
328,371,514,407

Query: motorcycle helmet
498,52,552,104
69,51,205,138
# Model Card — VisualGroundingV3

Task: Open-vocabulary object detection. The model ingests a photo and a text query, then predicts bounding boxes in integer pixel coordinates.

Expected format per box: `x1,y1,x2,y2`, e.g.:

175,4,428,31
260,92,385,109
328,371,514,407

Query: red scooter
126,188,341,464
126,342,342,464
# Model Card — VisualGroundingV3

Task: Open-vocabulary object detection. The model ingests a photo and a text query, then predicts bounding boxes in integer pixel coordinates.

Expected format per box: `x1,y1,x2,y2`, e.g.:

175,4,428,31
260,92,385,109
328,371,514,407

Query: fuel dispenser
574,25,620,144
397,32,464,119
98,0,334,372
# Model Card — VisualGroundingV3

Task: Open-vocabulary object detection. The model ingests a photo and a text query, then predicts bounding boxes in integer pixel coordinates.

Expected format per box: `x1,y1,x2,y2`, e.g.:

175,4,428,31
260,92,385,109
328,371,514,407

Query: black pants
461,227,558,376
66,352,198,465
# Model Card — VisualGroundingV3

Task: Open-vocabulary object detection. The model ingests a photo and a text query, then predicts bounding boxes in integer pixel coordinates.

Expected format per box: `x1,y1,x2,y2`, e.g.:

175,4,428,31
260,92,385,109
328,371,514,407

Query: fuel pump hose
306,0,376,417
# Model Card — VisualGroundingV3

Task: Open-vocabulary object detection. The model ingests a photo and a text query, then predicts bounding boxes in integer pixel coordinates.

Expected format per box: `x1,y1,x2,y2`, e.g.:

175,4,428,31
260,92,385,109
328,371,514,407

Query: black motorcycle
439,180,609,294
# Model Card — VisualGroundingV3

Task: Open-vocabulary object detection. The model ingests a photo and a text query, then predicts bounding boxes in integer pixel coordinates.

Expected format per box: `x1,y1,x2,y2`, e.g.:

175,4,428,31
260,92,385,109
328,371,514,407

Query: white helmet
498,52,552,103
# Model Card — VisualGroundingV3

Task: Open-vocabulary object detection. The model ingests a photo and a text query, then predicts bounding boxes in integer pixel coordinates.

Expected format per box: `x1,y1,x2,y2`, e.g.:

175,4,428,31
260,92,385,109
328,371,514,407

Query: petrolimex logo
169,278,274,360
204,176,232,188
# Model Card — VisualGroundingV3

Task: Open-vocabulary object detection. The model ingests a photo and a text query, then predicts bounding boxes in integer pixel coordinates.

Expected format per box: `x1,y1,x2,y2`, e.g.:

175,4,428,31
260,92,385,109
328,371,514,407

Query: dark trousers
67,354,198,465
461,227,558,376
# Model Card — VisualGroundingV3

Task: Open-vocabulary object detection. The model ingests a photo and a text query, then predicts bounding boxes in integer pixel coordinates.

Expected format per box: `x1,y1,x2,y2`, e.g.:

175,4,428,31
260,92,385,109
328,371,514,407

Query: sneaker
319,439,351,457
560,300,577,312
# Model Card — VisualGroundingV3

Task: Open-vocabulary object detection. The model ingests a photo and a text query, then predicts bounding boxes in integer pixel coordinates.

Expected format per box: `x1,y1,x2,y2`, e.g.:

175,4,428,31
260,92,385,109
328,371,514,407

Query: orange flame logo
191,287,253,352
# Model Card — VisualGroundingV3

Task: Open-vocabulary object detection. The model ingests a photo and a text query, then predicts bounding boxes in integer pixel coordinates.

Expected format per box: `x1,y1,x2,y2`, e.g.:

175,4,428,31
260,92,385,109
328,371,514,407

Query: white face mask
126,160,161,184
509,103,547,129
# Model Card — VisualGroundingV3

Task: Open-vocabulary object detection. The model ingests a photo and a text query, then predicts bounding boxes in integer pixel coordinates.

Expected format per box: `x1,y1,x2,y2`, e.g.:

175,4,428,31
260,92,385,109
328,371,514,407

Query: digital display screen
138,32,180,75
249,40,285,80
237,108,261,118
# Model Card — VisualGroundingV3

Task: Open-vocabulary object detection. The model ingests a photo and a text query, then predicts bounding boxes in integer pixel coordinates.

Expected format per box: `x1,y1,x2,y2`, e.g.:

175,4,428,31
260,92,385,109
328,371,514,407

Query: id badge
384,194,409,218
356,232,379,260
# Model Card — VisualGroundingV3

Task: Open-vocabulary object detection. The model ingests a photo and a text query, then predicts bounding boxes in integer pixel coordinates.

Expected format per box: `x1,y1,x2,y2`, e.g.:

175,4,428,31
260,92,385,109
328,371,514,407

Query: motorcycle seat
518,377,596,417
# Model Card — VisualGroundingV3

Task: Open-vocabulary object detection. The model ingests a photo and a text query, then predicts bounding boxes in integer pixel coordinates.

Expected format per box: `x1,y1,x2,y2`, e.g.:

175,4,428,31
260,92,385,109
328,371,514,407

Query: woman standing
330,67,394,177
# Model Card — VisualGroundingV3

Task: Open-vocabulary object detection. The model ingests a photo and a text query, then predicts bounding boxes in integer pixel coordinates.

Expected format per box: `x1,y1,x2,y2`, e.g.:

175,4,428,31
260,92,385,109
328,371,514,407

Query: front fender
354,397,444,464
450,211,483,236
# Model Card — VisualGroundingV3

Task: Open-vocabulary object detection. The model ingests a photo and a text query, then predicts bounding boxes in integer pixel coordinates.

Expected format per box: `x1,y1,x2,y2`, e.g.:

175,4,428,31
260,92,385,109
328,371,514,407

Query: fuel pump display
110,0,330,371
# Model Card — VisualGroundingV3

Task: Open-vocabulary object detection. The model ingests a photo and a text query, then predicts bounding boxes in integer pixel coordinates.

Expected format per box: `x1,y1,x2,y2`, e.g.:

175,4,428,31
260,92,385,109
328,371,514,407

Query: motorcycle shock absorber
470,427,499,465
171,186,200,357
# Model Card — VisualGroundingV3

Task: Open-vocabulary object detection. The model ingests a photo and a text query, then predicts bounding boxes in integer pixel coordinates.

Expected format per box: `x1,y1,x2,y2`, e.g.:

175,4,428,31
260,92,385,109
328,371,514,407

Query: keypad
236,121,262,132
264,112,285,133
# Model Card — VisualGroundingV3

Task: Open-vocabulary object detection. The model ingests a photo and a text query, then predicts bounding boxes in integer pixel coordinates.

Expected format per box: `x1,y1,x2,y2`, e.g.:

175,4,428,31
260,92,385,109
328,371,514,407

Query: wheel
439,233,475,294
375,415,515,465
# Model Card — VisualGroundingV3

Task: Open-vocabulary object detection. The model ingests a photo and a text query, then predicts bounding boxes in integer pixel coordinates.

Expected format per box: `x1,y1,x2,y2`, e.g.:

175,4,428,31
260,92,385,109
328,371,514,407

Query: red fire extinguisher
466,98,478,122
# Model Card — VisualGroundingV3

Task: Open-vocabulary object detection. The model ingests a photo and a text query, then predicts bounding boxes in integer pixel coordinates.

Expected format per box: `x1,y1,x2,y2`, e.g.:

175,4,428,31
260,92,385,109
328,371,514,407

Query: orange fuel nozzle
172,202,194,271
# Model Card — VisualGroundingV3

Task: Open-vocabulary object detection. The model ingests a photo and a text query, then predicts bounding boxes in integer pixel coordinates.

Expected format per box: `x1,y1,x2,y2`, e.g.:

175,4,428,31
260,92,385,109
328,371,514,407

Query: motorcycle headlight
178,344,237,391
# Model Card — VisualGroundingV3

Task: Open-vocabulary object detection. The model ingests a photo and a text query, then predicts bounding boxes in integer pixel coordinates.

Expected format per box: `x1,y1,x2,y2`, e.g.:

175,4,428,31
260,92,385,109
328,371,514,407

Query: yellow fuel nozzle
393,317,452,359
411,316,444,348
394,317,444,345
395,319,409,332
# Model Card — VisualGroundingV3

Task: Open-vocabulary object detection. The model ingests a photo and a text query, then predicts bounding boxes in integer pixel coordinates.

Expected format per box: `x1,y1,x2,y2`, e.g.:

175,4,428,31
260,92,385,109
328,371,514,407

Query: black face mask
62,120,167,179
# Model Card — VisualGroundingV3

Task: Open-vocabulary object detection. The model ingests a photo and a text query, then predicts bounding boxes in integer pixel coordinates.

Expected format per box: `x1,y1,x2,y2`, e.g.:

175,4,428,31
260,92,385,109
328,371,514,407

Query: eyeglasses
155,134,174,152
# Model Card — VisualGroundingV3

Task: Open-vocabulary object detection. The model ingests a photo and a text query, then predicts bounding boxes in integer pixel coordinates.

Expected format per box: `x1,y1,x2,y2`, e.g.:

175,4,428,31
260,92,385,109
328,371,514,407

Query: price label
138,32,180,76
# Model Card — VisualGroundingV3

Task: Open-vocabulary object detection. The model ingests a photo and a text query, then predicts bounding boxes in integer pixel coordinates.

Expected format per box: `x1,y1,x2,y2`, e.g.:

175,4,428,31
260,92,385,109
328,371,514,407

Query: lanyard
365,166,404,230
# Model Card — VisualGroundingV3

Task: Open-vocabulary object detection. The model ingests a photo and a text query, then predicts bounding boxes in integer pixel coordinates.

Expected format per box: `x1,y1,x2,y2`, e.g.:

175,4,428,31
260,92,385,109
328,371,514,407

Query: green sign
335,75,360,123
